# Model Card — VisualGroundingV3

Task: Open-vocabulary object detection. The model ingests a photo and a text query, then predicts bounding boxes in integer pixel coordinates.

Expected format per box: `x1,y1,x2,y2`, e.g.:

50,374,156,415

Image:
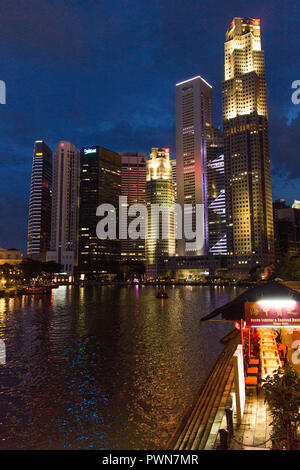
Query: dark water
0,285,242,450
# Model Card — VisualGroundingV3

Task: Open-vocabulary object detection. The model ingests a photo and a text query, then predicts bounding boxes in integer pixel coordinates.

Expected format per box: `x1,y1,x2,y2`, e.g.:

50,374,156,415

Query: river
0,285,243,449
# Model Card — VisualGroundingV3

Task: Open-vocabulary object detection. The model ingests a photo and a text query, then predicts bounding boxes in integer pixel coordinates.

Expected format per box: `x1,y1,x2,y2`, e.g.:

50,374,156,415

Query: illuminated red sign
245,301,300,327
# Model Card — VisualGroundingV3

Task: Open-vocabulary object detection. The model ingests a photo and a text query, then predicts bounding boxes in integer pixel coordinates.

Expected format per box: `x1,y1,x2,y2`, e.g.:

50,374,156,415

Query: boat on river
18,287,51,295
156,289,168,298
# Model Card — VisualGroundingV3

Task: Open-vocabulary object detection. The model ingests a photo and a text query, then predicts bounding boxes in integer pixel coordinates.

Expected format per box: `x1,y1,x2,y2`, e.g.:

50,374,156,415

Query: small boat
19,287,51,295
156,289,168,298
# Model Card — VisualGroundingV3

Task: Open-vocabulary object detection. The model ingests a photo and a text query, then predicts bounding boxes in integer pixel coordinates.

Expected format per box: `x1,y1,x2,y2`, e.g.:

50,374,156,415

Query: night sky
0,0,299,251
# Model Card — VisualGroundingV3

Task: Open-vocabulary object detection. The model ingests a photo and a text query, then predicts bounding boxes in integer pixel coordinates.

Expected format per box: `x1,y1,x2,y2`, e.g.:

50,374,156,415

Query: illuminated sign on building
245,301,300,327
84,148,97,155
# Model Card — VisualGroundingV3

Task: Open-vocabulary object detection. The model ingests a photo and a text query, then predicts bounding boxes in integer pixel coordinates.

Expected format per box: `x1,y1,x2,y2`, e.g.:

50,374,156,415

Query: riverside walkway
167,333,272,450
168,335,239,450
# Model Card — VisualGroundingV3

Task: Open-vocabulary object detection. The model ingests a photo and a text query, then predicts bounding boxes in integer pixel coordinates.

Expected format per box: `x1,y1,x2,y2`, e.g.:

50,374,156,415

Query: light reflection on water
0,285,242,449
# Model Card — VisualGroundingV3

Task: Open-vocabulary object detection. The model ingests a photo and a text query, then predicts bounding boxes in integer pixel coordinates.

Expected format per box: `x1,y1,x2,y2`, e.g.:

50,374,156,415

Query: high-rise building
273,199,300,260
78,146,121,279
146,148,175,278
120,152,147,261
27,141,52,261
175,76,213,256
206,125,227,255
171,159,177,200
222,17,274,269
46,141,79,276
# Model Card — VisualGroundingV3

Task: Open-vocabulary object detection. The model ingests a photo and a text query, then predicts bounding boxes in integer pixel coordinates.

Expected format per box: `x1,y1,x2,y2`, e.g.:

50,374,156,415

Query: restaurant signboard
245,301,300,327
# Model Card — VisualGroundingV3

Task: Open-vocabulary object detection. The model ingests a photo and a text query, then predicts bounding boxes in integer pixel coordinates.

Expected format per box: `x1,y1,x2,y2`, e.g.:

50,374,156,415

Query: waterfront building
120,152,147,262
206,125,227,255
27,141,52,261
78,146,121,280
145,148,175,278
223,17,274,269
273,199,300,260
175,76,213,256
161,254,228,280
0,248,23,266
46,141,80,276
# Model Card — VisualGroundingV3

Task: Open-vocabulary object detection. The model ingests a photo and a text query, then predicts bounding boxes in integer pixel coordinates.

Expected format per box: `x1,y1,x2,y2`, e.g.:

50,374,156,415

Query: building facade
46,141,80,276
206,125,227,255
78,146,121,279
120,152,147,262
175,76,213,256
27,141,52,261
0,248,23,266
222,17,274,269
273,199,300,260
145,148,175,278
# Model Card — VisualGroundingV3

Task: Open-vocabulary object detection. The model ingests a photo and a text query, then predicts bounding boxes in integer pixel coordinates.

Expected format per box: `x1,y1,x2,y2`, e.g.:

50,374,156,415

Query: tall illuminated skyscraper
206,125,227,255
175,76,213,256
120,152,147,261
46,141,80,276
78,146,121,279
27,141,52,261
146,148,175,278
222,17,274,268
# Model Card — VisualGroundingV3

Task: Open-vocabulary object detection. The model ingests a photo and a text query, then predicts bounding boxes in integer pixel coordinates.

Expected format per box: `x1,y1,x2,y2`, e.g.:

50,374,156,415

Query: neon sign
84,148,97,155
245,301,300,327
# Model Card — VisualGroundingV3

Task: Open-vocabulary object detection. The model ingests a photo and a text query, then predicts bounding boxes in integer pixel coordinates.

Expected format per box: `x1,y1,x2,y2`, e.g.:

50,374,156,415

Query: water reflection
0,286,242,449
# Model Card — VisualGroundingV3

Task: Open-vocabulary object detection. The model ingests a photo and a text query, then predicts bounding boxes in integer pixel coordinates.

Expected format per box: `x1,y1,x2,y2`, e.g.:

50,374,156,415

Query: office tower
273,200,300,260
223,17,274,269
78,146,121,279
46,141,79,276
175,76,213,256
27,141,52,261
120,152,147,261
145,148,175,278
171,159,177,200
206,125,227,255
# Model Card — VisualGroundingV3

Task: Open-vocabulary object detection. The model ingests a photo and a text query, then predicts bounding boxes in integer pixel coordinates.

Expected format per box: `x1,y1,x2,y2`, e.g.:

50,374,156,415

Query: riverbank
0,279,257,298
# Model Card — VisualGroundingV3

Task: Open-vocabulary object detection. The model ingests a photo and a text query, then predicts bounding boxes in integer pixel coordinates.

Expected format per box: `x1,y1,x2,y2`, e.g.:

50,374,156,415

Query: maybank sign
84,148,97,155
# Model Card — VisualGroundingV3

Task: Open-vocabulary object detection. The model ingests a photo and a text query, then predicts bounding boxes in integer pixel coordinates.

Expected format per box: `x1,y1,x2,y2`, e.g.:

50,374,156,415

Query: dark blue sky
0,0,299,251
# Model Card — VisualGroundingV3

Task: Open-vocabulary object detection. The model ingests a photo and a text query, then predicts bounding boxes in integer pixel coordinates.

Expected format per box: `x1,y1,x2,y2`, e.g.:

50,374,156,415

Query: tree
272,256,300,281
262,366,300,450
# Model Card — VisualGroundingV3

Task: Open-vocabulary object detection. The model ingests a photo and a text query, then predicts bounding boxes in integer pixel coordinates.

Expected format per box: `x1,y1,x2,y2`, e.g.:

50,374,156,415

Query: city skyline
0,2,299,251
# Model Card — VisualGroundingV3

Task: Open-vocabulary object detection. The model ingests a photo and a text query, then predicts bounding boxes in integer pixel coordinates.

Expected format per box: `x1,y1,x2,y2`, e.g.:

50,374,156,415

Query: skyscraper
175,76,213,256
206,125,227,255
146,148,175,278
222,17,274,268
171,159,177,201
120,152,147,261
46,141,80,276
27,141,52,261
273,200,300,260
78,146,121,279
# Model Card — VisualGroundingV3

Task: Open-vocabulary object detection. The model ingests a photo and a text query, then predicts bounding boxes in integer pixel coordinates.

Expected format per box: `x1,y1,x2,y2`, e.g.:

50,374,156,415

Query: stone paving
230,386,272,450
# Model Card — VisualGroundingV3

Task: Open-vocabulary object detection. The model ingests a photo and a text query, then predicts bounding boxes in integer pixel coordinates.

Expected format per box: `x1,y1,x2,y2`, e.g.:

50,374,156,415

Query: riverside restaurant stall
201,281,300,386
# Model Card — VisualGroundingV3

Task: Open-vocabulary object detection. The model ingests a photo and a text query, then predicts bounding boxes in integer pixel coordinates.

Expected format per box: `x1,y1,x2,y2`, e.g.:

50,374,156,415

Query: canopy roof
201,281,300,322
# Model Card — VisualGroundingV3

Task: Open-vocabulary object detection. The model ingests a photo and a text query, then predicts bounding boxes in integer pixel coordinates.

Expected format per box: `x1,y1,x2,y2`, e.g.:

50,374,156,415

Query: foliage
19,259,62,281
262,366,300,450
272,256,300,281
